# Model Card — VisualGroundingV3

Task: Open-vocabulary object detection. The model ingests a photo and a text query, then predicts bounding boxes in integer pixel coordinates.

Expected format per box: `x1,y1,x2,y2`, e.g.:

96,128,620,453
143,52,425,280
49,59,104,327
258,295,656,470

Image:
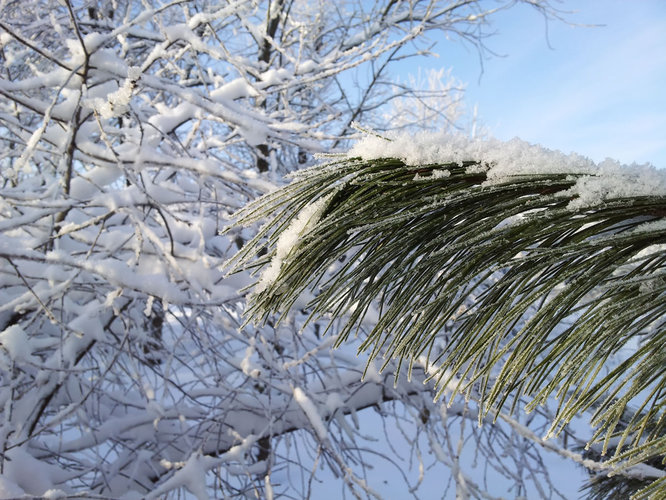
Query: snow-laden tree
229,132,666,499
0,0,619,498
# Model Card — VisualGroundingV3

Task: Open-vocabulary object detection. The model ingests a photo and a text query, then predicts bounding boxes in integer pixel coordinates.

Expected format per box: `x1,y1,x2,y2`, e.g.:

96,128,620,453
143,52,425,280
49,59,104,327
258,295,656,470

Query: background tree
0,0,621,498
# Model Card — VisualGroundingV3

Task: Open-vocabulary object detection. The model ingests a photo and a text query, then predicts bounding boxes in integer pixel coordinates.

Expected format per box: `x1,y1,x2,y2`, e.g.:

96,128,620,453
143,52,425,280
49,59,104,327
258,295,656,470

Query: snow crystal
82,32,106,53
297,60,318,74
238,124,268,147
0,476,25,498
346,132,594,174
346,132,665,209
0,33,11,47
211,78,258,101
143,295,155,317
240,342,261,378
362,360,382,384
69,165,123,200
92,68,140,119
566,159,666,209
414,169,450,181
159,454,208,500
431,169,451,179
293,386,328,440
632,219,666,234
0,325,34,362
2,447,63,496
43,490,67,499
260,68,292,86
325,393,345,414
265,475,274,500
64,39,86,65
255,195,331,293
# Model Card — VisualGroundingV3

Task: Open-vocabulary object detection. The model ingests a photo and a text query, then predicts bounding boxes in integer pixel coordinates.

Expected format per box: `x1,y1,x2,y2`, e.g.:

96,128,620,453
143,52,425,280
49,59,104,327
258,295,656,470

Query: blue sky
434,0,666,168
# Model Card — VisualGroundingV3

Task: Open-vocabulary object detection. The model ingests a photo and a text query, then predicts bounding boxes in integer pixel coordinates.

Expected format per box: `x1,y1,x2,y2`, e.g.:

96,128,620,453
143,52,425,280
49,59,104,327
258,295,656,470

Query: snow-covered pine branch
229,132,666,499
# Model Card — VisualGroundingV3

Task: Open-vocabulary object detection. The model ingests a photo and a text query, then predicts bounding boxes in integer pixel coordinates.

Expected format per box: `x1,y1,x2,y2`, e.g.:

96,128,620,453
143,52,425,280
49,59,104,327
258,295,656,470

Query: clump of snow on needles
345,132,666,208
346,131,595,174
566,158,666,210
255,194,332,294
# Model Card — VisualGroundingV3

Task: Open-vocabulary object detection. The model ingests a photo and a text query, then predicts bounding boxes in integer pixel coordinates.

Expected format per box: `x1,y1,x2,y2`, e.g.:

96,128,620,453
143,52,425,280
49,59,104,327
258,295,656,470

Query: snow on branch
229,132,666,498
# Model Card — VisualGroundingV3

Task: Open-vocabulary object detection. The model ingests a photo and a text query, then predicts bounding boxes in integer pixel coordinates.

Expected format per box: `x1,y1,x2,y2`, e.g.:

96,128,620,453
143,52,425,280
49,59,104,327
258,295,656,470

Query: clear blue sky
433,0,666,168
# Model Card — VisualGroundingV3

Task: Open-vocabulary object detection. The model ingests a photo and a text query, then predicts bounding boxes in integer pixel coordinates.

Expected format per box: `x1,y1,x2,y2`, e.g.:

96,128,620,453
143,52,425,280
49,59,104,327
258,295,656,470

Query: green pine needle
227,154,666,496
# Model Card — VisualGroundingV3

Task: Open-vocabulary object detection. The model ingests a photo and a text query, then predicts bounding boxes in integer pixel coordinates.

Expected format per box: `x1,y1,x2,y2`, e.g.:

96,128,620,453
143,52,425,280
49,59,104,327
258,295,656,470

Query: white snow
325,393,345,414
293,386,328,440
566,158,666,209
91,67,140,119
255,195,331,293
259,68,292,86
69,165,123,200
211,78,258,101
297,59,318,74
240,341,261,378
1,447,65,496
346,132,595,174
346,132,665,209
362,360,382,384
42,490,67,499
0,476,25,498
0,325,35,362
265,474,274,500
153,454,208,500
